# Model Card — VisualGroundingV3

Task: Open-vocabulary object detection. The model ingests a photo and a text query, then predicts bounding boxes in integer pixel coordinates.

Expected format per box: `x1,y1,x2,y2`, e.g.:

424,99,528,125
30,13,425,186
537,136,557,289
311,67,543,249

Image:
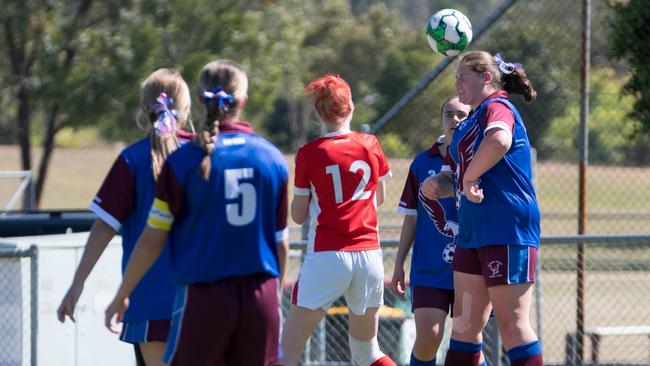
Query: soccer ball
442,242,456,264
425,9,473,56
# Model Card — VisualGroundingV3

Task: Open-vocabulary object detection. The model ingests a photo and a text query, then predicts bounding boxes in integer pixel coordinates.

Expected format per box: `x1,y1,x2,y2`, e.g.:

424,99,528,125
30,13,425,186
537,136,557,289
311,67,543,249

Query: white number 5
325,160,372,204
224,168,256,226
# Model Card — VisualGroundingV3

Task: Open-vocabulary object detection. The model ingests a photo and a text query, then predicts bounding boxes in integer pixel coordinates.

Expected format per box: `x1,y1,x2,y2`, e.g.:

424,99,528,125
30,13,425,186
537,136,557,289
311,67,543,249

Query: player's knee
414,327,442,351
348,335,385,366
498,318,531,343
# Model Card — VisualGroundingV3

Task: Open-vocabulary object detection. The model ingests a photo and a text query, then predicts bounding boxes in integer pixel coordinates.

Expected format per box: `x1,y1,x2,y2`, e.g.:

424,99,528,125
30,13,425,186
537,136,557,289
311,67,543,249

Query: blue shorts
452,245,537,287
120,319,170,344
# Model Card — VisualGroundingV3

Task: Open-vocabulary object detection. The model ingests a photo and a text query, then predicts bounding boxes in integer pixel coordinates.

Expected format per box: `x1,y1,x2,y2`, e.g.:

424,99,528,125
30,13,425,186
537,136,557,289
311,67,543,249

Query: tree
0,0,153,207
609,0,650,133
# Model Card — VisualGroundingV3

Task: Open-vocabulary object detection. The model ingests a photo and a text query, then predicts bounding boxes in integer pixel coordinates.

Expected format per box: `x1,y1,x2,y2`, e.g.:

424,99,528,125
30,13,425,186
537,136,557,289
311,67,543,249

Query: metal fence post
29,244,38,366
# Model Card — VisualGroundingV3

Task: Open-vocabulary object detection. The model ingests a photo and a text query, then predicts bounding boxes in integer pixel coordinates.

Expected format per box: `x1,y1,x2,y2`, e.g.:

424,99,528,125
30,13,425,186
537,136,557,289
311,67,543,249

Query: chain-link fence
0,245,37,366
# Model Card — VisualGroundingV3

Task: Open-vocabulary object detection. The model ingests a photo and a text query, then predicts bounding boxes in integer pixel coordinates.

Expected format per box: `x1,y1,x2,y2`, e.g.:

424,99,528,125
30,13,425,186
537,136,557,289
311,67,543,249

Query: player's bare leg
412,307,447,361
348,307,396,366
488,283,538,348
445,272,491,366
279,305,326,366
138,341,166,366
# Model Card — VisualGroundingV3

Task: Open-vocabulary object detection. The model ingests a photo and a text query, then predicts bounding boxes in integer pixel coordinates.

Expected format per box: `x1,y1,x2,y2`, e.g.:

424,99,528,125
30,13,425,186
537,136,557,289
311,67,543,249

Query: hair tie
202,86,234,113
149,92,178,137
494,53,522,75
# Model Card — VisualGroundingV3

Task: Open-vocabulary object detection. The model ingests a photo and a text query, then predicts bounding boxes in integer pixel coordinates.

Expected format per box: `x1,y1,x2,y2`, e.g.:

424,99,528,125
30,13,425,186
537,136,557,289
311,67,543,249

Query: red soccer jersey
294,130,392,252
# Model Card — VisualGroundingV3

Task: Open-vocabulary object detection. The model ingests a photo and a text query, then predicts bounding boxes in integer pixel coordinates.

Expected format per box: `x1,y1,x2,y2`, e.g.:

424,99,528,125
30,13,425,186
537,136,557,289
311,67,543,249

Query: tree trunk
16,84,33,209
34,106,63,207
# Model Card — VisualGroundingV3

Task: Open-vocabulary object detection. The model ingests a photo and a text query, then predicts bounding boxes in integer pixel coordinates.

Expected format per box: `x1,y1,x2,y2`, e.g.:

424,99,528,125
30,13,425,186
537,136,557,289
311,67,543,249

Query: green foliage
378,132,411,158
541,68,645,165
609,0,650,134
476,2,581,157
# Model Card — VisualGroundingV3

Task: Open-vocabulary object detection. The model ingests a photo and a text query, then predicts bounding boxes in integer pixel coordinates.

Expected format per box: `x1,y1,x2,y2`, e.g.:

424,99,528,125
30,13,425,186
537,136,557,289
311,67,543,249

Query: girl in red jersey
279,75,396,366
57,68,193,366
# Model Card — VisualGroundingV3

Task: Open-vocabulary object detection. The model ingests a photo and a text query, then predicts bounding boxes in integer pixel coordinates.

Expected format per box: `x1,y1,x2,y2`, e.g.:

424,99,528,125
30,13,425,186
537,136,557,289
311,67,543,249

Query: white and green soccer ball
426,9,473,56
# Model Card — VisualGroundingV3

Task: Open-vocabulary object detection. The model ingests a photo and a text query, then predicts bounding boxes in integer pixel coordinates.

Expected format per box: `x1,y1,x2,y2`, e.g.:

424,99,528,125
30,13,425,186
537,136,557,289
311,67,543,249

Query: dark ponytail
460,51,537,103
502,68,537,102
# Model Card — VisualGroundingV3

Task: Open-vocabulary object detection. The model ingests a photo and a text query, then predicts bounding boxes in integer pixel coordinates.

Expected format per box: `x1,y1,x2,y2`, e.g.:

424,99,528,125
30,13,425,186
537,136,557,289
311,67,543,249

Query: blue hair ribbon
202,86,234,113
494,53,522,75
149,92,178,137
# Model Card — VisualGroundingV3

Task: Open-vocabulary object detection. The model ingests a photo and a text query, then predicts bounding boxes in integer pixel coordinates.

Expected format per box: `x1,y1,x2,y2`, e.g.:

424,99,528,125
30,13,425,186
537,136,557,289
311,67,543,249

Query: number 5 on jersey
225,168,256,226
325,160,372,204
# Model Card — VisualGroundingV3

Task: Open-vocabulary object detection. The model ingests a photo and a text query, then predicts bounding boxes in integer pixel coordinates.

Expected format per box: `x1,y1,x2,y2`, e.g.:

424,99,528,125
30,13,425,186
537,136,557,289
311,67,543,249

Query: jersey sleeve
88,155,134,231
374,136,392,181
276,177,289,242
482,102,515,135
396,164,419,216
147,162,185,231
293,148,311,196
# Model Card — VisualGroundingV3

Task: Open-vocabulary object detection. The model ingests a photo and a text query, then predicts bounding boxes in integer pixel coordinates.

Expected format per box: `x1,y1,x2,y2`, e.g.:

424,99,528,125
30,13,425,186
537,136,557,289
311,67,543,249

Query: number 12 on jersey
325,160,372,204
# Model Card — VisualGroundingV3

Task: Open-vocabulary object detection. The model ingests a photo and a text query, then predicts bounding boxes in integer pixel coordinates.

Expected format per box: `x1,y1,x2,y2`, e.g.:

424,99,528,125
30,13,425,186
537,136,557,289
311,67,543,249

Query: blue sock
507,340,543,366
410,353,436,365
449,339,483,353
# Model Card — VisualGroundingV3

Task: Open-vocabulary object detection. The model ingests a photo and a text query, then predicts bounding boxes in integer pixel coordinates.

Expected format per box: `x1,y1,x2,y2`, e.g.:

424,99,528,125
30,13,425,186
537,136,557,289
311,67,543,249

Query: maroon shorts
164,274,280,366
452,245,537,287
411,286,454,315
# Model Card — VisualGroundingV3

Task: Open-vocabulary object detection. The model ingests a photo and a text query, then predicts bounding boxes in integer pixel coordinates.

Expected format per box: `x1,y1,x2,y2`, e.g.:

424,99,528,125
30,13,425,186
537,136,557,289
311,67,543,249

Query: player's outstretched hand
57,283,84,323
463,180,484,204
420,176,441,200
391,266,406,298
104,296,129,334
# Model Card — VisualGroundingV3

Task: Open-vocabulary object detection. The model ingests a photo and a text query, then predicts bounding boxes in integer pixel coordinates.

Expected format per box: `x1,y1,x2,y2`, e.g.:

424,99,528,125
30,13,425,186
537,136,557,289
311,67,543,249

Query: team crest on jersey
418,189,458,264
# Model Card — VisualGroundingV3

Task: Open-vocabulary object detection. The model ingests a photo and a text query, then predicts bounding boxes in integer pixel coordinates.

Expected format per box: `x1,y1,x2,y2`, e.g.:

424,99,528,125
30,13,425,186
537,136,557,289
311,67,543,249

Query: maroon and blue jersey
89,131,192,322
147,121,289,285
447,91,540,249
397,144,457,290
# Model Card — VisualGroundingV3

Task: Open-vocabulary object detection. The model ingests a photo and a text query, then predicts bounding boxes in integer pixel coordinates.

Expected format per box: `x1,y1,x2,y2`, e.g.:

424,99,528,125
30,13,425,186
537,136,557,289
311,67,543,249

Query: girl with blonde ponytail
105,60,289,366
58,68,193,366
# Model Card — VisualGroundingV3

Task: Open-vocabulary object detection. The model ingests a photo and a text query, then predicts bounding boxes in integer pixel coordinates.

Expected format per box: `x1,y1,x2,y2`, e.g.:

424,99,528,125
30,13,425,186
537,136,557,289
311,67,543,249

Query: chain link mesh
0,248,35,366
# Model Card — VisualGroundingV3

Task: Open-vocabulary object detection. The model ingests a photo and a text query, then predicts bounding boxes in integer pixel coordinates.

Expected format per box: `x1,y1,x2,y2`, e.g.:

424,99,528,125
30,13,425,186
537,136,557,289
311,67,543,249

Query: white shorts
291,249,384,315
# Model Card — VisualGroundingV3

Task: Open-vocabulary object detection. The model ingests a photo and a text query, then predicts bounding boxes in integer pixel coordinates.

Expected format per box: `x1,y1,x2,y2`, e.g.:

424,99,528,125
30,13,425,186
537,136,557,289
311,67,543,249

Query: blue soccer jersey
397,144,457,289
90,137,186,322
447,91,540,249
147,121,289,285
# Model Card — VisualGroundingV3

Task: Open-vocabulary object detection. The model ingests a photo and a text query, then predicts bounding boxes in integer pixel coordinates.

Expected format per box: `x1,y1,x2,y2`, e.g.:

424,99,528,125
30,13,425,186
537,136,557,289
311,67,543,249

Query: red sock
370,355,397,366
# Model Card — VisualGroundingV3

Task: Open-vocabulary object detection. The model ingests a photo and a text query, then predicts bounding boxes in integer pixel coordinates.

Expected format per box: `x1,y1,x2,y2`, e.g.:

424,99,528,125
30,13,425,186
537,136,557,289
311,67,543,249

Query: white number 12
325,160,372,204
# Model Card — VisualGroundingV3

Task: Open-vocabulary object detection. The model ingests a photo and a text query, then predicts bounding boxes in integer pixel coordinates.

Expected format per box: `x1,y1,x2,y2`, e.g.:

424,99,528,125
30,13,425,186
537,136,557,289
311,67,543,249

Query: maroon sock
443,348,481,366
510,354,544,366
